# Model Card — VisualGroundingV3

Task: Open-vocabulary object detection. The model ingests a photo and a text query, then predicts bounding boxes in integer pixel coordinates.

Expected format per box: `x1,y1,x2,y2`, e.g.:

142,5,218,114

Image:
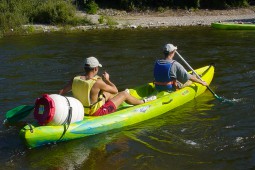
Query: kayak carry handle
162,99,173,105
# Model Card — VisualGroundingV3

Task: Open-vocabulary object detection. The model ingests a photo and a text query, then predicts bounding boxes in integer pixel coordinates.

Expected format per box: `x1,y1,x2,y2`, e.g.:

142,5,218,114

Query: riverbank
110,8,255,27
22,7,255,33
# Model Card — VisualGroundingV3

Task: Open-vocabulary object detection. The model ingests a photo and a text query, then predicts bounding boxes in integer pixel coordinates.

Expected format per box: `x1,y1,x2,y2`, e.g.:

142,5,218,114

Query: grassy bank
0,0,254,37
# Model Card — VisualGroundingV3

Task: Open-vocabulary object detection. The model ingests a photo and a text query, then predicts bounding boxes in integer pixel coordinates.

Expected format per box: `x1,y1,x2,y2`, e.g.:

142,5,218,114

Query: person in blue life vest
59,56,156,116
153,43,208,92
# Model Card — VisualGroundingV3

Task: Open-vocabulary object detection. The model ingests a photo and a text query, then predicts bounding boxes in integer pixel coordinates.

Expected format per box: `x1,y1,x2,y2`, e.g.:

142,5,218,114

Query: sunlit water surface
0,27,255,170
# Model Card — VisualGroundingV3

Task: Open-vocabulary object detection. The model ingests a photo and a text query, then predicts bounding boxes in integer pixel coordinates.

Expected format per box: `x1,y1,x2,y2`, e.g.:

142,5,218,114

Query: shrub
66,15,92,26
0,0,84,32
98,15,104,24
85,0,99,14
31,0,77,24
98,15,117,26
0,0,31,31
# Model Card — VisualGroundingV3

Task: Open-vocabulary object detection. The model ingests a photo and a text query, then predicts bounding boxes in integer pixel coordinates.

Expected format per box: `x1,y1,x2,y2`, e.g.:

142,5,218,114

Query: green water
0,27,255,169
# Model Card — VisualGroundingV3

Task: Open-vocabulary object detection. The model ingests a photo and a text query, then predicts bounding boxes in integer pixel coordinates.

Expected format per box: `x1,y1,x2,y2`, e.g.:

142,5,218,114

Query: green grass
98,15,118,26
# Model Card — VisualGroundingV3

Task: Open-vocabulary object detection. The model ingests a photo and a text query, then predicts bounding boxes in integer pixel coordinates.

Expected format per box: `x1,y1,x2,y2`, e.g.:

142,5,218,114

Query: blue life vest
154,60,176,91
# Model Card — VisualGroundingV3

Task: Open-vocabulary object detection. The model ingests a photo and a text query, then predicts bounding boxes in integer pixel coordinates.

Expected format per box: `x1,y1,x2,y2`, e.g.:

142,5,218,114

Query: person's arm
189,75,208,86
59,79,73,95
173,62,207,86
96,71,118,94
172,61,190,84
102,72,118,94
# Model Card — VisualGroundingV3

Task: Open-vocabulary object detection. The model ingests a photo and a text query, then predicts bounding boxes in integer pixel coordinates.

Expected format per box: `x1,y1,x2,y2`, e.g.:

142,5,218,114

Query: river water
0,27,255,170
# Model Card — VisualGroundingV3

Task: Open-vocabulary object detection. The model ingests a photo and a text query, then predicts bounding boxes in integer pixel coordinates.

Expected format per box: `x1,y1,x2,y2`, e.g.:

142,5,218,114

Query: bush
0,0,91,32
31,0,77,24
200,0,250,9
66,15,92,26
98,15,117,26
0,12,28,31
85,0,99,14
0,0,32,31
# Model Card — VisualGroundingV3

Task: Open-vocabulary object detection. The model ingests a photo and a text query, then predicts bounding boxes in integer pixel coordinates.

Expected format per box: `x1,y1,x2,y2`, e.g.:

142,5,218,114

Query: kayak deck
20,65,214,148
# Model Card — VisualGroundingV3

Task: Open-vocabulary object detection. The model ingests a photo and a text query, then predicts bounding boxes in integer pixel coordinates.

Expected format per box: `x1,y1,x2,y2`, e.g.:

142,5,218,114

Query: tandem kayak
211,22,255,30
19,65,214,148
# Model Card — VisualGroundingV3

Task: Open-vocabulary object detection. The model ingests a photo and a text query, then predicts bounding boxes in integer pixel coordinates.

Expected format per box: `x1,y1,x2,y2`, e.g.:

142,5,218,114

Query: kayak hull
211,22,255,30
20,65,214,148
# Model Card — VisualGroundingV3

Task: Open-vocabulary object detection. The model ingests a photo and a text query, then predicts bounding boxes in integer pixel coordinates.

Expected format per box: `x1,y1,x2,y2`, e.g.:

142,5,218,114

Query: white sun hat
84,56,102,68
163,44,177,53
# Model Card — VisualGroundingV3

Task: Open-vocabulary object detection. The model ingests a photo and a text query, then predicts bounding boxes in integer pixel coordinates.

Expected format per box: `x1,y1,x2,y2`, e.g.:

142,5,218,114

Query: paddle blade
5,105,34,123
212,94,234,104
206,86,233,104
218,96,235,104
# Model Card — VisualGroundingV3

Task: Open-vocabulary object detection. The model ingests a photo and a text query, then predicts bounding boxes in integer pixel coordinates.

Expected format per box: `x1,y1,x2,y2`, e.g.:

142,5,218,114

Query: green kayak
20,65,214,148
211,22,255,30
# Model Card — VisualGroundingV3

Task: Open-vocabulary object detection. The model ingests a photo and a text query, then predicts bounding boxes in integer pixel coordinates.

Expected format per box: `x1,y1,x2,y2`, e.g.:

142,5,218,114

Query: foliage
84,0,99,14
93,0,253,10
0,0,32,31
98,15,104,24
0,0,90,33
98,15,118,26
200,0,250,9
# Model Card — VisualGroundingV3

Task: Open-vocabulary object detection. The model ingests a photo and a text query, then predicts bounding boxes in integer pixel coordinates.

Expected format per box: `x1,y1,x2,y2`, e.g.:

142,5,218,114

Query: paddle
4,105,34,124
175,51,232,103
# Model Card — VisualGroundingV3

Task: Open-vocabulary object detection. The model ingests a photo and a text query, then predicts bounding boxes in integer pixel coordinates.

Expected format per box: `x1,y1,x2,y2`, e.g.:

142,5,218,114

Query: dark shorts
93,100,117,116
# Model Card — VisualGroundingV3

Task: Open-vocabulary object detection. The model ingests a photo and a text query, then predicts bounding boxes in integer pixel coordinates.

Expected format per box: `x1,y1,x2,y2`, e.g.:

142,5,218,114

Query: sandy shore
24,8,255,32
113,12,255,27
97,8,255,27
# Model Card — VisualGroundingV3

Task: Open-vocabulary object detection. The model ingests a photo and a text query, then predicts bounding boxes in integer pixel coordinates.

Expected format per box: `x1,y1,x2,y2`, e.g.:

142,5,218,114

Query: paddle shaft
175,51,220,98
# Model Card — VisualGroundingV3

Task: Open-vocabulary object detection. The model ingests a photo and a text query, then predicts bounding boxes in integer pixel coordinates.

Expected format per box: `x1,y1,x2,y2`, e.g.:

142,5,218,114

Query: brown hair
84,65,95,73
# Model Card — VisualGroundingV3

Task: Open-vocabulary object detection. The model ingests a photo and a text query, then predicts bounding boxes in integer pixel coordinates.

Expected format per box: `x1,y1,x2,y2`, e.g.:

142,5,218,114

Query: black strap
27,123,34,133
83,97,103,108
58,96,72,141
83,92,106,109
